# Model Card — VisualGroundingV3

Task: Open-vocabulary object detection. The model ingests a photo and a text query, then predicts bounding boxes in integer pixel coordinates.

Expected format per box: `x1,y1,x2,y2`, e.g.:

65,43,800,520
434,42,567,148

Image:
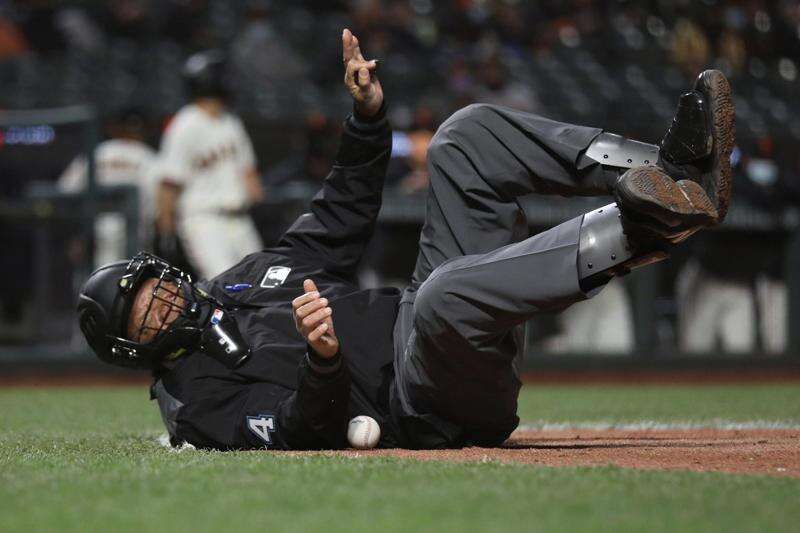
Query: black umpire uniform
153,103,621,450
154,106,404,450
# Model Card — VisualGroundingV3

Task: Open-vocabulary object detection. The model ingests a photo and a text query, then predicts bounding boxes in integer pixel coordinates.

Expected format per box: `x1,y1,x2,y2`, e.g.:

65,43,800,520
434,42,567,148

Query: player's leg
718,281,756,353
544,279,634,353
179,214,239,280
396,215,586,445
395,104,618,442
678,260,718,353
397,104,659,439
411,103,613,288
229,216,264,259
210,217,265,279
394,71,734,447
757,275,787,354
412,70,733,288
401,196,713,445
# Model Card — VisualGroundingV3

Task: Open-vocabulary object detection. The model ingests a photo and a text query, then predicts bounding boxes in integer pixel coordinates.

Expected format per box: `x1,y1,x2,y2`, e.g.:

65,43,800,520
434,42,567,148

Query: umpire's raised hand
292,279,339,359
342,28,383,118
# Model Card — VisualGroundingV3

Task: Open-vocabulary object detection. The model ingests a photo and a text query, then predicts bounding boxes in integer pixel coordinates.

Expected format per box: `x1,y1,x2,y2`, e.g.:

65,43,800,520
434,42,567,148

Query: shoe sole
617,166,718,228
694,69,735,221
676,179,717,219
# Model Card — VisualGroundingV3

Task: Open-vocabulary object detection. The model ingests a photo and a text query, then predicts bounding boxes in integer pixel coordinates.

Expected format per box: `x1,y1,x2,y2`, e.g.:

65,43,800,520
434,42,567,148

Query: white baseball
347,415,380,449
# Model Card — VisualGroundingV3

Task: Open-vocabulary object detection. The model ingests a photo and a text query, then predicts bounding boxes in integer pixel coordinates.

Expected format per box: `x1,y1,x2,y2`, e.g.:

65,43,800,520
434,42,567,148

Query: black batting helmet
182,49,229,100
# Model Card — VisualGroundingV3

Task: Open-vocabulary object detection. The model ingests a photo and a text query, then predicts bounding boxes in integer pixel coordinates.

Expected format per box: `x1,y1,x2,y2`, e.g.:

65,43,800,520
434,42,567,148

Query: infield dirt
288,428,800,478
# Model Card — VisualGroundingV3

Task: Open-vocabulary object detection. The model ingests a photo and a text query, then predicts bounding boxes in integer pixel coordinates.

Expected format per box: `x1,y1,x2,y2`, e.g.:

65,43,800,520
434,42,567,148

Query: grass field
1,383,799,532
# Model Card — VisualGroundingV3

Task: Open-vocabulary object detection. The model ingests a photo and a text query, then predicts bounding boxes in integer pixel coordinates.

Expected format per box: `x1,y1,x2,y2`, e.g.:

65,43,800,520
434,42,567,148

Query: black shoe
614,166,717,245
658,70,735,221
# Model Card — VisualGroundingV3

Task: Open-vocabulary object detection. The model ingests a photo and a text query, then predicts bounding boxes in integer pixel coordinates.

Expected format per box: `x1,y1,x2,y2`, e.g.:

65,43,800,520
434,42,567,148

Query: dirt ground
300,428,800,478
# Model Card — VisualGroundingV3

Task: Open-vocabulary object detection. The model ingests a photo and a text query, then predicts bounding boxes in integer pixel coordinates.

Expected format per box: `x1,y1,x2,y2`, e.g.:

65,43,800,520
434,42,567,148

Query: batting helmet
182,49,229,100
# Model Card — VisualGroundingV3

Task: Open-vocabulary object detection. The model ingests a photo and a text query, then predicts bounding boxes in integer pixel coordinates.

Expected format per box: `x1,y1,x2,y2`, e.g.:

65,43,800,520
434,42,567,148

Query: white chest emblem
260,266,291,288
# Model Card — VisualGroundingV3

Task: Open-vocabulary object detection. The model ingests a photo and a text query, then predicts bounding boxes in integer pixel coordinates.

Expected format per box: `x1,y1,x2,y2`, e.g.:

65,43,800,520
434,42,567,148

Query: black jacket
152,108,404,450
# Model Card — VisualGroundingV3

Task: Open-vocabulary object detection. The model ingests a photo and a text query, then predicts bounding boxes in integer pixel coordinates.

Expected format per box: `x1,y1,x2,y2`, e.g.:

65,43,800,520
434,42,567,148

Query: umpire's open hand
292,279,339,359
342,28,383,118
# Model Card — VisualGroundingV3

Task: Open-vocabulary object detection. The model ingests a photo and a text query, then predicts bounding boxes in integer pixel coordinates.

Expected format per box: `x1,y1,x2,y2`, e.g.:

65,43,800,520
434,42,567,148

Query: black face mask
114,253,251,369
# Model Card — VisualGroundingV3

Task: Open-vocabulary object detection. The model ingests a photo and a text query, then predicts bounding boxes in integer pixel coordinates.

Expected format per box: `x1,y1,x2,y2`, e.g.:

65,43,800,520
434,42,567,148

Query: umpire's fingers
345,60,376,89
307,322,330,343
342,28,353,63
358,65,371,87
304,279,318,293
292,290,319,311
344,60,358,86
296,297,327,320
300,304,331,329
352,35,365,61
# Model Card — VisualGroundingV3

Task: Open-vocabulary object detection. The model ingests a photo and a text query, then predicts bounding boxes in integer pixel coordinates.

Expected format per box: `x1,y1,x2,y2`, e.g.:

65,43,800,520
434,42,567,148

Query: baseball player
156,49,265,280
542,278,634,354
58,109,157,267
77,30,734,450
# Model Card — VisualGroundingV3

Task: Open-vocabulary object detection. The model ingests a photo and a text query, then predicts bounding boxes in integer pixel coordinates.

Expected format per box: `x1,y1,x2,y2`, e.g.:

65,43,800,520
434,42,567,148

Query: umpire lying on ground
77,29,735,450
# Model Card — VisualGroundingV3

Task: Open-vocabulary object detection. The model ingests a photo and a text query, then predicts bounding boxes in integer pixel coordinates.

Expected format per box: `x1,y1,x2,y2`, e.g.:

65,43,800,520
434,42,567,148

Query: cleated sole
676,179,717,219
693,69,735,221
617,166,718,229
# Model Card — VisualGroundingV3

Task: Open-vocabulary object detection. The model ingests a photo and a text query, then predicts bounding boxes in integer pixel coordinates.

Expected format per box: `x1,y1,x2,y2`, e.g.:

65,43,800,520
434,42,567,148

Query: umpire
76,29,734,450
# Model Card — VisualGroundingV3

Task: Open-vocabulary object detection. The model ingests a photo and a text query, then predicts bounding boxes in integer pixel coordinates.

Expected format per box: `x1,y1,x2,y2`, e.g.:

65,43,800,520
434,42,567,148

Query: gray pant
392,104,615,447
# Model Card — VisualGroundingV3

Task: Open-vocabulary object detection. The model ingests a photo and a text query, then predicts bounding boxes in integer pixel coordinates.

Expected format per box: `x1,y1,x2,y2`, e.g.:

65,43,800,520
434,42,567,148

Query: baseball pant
392,104,619,447
756,275,787,354
677,260,788,354
677,260,755,353
179,212,263,280
542,278,635,354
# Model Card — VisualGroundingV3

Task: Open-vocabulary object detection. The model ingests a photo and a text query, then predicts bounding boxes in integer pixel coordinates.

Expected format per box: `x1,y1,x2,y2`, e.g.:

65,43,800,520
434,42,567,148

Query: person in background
541,278,635,355
474,53,541,114
677,138,800,355
156,49,265,280
58,108,157,267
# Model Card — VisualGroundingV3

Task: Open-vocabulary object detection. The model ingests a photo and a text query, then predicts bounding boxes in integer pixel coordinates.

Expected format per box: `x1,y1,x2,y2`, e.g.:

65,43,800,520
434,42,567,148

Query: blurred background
1,0,799,372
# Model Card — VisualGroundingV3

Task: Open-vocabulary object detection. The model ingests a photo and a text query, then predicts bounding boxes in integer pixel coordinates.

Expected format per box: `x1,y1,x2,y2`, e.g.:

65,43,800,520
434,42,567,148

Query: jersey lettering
246,414,277,445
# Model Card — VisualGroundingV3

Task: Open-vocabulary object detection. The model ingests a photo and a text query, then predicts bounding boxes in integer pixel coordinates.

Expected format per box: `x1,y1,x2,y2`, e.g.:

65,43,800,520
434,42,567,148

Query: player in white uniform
542,278,635,354
58,110,157,267
156,50,265,280
678,259,787,354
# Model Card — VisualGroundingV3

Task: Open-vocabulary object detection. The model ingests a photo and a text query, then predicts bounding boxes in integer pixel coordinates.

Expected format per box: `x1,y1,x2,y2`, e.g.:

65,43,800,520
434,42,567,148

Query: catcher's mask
77,252,250,369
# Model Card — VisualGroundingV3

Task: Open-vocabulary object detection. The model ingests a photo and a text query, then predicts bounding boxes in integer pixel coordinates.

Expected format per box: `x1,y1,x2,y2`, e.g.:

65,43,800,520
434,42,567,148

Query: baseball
347,415,380,449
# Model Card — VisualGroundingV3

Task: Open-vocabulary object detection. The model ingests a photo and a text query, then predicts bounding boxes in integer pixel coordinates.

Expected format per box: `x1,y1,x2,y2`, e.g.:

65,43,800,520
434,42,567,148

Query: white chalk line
517,420,800,431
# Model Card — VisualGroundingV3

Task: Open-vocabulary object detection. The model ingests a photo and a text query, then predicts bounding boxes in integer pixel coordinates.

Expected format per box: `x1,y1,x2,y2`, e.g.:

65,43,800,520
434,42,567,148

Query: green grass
517,383,800,425
1,384,798,532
